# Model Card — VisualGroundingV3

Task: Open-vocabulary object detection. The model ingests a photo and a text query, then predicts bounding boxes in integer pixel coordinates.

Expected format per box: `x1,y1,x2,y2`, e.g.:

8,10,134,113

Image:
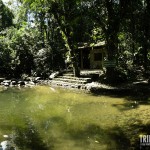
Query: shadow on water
41,116,67,130
90,83,150,109
1,119,150,150
14,116,134,150
67,122,150,150
13,118,53,150
119,120,150,150
112,101,140,111
0,125,14,131
132,124,150,150
67,124,130,150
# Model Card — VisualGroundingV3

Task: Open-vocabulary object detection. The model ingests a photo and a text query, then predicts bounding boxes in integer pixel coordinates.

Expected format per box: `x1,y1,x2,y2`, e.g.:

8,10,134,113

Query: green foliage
0,0,14,31
0,0,150,80
34,46,65,78
0,39,12,76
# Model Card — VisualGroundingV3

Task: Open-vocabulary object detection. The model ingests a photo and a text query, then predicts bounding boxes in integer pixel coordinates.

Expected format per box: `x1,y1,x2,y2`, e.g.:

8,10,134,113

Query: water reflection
14,120,50,150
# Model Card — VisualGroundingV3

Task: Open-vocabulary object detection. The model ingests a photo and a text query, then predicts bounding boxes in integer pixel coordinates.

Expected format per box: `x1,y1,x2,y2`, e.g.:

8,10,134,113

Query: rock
0,145,3,150
3,135,9,138
3,82,9,86
35,77,41,81
33,77,41,84
86,85,92,91
29,81,35,85
49,71,59,79
0,134,16,150
25,77,32,81
78,85,81,89
3,80,11,84
1,140,11,150
2,80,11,86
11,81,17,86
18,81,25,86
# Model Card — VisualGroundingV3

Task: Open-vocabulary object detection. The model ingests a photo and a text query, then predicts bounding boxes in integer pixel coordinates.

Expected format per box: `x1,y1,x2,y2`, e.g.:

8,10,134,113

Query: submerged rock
1,140,11,150
0,145,2,150
0,135,16,150
0,140,16,150
3,135,9,138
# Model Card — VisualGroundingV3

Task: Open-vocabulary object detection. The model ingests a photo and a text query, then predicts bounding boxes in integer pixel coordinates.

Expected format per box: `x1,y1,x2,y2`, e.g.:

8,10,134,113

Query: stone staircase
50,72,92,89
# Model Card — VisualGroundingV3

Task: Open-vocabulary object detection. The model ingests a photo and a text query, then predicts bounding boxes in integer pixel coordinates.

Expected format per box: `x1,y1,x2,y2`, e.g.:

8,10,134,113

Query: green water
0,86,143,150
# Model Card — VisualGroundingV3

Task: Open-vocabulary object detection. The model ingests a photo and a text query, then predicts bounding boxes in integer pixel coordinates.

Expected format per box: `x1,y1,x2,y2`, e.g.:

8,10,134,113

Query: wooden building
78,41,107,69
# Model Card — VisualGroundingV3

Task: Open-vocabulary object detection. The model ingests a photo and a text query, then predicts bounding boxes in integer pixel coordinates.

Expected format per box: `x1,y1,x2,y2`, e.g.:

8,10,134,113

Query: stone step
58,76,91,82
62,73,74,77
50,80,86,89
52,78,87,84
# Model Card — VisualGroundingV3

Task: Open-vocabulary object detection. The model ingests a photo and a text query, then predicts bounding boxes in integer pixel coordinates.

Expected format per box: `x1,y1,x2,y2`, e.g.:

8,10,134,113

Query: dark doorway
82,48,90,69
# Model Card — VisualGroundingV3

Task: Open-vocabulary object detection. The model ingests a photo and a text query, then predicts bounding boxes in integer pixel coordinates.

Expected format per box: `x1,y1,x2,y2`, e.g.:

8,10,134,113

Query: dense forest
0,0,150,83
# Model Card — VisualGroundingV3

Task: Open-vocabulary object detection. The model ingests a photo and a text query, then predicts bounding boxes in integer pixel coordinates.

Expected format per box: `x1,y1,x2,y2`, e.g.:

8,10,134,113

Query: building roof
78,41,105,49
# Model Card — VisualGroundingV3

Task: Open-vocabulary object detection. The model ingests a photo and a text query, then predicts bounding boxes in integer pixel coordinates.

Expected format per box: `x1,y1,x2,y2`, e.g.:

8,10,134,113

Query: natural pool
0,85,149,150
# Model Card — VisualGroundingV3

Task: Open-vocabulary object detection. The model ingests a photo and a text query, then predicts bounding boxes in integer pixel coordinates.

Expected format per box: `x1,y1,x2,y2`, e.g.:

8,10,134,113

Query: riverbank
0,77,149,103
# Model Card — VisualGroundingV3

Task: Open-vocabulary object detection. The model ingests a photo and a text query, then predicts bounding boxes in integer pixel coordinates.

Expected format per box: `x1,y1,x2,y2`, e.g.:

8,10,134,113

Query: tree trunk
104,1,119,83
142,0,150,71
143,46,148,71
69,48,80,77
52,12,80,77
106,34,118,82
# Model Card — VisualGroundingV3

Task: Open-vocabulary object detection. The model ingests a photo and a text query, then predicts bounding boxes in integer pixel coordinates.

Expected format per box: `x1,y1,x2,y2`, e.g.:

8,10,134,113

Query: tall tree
21,0,90,76
0,0,14,31
89,0,129,82
141,0,150,71
50,0,81,76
